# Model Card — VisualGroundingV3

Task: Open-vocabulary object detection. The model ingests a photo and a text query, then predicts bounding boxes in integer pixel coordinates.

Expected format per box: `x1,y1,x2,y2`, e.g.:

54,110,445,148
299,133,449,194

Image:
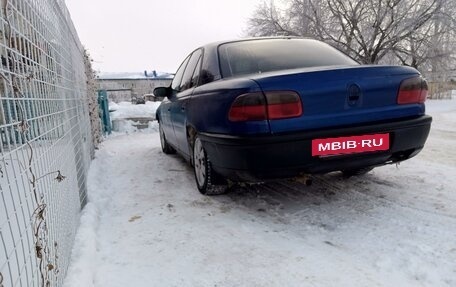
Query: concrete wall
97,78,172,102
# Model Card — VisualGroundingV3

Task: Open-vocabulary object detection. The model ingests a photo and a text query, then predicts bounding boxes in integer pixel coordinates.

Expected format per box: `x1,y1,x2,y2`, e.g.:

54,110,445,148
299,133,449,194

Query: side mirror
153,86,171,99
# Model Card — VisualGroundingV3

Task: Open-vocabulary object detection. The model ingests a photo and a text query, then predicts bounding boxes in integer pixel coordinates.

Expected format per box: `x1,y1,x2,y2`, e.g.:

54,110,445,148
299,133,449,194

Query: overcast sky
64,0,262,73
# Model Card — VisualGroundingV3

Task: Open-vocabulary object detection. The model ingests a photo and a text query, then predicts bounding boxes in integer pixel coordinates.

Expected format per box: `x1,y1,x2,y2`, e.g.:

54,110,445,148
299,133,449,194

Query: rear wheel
159,122,175,154
193,136,226,195
342,167,374,177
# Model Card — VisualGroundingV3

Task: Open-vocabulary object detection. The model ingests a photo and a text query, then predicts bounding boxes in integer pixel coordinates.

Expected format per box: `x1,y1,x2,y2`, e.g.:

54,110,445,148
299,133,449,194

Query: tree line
247,0,456,88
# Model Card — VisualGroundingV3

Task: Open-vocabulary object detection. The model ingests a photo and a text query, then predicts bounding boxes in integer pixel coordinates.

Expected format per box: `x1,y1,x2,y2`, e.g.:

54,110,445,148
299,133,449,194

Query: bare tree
248,1,297,37
248,0,451,66
392,0,456,69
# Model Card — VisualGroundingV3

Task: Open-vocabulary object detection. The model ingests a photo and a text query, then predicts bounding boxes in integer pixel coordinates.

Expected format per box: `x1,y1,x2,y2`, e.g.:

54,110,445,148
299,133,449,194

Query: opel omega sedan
154,38,432,195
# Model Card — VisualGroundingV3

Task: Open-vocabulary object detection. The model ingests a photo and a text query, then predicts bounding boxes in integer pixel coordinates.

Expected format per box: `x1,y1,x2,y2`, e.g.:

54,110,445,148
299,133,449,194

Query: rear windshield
218,39,358,78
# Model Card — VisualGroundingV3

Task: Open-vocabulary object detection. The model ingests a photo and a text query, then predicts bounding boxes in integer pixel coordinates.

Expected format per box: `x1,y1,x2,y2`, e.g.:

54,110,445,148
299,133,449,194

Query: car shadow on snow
209,172,400,227
156,149,403,227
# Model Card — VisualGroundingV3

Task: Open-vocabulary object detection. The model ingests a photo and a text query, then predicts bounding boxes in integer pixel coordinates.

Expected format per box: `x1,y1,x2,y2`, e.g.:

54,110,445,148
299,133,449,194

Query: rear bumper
199,115,432,181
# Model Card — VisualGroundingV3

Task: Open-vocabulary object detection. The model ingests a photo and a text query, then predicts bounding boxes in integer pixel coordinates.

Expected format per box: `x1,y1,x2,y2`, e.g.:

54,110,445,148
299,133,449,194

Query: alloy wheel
193,137,207,187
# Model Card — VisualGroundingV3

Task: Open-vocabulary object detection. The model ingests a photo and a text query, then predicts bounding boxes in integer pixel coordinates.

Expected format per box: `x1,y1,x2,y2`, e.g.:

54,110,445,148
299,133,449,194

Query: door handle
181,104,186,111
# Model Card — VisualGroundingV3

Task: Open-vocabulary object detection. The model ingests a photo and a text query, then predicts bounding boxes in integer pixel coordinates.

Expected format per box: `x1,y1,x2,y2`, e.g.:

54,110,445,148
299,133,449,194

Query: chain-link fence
0,0,97,286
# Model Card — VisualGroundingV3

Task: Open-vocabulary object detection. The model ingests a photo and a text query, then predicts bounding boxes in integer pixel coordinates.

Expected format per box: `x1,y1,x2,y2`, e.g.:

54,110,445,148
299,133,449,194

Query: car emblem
347,83,361,106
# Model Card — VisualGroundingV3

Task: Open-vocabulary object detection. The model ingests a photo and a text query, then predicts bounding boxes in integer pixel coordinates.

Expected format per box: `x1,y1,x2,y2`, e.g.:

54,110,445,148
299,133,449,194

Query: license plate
312,133,389,156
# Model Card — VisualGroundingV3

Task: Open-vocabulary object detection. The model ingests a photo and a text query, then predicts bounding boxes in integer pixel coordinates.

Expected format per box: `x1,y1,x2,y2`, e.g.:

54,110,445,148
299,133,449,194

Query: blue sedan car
154,37,432,195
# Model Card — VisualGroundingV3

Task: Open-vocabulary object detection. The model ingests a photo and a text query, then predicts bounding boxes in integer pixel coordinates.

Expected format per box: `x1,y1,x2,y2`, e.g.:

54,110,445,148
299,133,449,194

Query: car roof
201,36,313,50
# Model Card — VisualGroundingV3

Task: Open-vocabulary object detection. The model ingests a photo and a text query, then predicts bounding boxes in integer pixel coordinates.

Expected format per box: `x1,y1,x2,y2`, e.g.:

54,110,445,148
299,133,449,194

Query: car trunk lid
251,65,425,134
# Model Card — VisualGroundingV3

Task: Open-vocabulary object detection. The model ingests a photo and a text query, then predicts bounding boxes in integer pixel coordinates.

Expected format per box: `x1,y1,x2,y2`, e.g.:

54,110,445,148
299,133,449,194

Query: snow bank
109,101,161,133
111,120,159,134
63,148,117,287
109,101,161,120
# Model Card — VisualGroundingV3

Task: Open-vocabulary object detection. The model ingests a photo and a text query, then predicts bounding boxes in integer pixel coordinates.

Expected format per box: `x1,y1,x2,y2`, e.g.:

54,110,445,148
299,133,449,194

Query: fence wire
0,0,95,286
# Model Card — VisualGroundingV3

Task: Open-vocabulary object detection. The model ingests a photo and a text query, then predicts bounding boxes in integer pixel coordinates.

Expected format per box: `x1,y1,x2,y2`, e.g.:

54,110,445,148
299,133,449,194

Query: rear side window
191,56,202,87
218,39,358,78
180,49,202,92
171,55,190,91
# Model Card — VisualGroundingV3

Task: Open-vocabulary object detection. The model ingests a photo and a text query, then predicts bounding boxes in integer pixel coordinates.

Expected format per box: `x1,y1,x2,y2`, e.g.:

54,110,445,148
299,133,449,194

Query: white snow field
64,99,456,287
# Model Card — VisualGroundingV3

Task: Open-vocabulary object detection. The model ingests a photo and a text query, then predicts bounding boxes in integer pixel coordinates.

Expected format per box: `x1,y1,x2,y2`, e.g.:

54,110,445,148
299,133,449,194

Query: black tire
159,122,175,154
342,167,374,177
193,136,226,195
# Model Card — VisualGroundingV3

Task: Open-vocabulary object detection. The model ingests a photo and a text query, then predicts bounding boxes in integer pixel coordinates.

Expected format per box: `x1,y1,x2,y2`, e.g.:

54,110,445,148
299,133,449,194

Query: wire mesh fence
0,0,96,286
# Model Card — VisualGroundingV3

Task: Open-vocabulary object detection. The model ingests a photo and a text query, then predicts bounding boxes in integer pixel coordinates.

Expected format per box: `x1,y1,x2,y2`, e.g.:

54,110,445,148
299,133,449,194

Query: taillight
228,92,267,122
228,91,303,122
397,76,428,104
265,91,302,120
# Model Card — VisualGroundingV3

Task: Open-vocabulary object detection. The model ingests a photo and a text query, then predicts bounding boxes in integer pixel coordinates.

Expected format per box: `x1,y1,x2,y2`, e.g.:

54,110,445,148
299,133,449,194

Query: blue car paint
250,65,424,133
188,78,270,135
156,38,427,162
159,65,424,139
155,38,432,185
170,89,192,155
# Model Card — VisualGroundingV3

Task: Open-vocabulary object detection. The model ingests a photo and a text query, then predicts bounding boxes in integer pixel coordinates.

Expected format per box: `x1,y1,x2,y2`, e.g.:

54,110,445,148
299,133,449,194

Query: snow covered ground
64,99,456,287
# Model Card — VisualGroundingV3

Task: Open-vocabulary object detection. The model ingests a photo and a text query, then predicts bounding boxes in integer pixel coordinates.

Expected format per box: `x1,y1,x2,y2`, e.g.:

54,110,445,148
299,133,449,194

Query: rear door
171,49,203,156
164,54,190,147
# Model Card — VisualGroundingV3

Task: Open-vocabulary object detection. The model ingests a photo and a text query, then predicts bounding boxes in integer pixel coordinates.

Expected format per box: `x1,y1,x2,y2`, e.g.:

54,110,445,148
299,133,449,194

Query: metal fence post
97,90,112,135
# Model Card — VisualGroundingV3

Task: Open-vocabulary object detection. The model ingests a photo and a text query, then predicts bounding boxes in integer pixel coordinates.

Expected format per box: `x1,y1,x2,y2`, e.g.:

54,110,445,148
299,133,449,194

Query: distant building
97,71,173,103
